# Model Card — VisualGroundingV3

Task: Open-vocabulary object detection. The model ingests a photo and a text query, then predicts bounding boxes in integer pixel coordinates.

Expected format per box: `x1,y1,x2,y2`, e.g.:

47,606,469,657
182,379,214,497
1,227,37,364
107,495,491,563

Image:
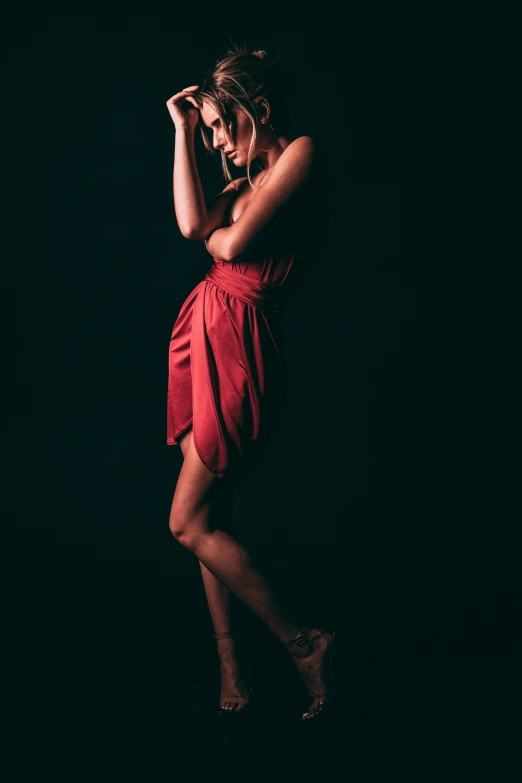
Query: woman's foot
286,627,336,720
215,632,252,713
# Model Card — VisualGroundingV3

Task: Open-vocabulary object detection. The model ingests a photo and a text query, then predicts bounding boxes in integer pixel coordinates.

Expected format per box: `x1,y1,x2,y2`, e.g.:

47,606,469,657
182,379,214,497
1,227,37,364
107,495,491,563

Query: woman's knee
169,502,209,550
168,436,234,546
169,517,203,551
172,527,200,549
168,513,184,540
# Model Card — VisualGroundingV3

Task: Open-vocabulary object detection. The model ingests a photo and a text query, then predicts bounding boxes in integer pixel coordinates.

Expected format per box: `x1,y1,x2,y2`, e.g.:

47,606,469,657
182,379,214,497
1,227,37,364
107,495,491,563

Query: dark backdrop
6,2,518,778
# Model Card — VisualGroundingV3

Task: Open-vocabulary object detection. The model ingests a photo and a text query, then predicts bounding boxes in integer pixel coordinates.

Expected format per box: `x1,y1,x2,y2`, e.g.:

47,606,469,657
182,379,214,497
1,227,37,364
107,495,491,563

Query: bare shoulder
289,134,315,151
275,135,316,176
282,135,315,159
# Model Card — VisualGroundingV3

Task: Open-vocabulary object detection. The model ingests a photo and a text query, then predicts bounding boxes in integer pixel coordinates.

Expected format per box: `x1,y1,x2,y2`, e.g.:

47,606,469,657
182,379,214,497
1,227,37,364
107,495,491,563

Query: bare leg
171,430,302,644
179,431,252,711
199,561,252,712
199,560,233,633
179,431,237,634
172,429,334,719
198,491,252,712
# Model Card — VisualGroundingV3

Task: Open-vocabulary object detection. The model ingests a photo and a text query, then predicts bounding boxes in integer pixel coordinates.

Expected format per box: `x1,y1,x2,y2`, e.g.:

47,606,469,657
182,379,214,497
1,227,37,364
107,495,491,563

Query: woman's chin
230,153,243,166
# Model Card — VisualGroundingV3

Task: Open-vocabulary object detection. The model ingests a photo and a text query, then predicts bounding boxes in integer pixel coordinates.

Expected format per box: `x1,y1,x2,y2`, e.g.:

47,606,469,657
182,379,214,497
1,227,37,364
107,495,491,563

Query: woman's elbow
221,240,244,263
179,225,205,241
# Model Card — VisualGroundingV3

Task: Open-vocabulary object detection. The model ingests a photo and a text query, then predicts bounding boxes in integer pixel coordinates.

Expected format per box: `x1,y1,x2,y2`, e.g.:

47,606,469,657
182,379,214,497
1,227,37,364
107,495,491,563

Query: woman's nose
213,129,224,150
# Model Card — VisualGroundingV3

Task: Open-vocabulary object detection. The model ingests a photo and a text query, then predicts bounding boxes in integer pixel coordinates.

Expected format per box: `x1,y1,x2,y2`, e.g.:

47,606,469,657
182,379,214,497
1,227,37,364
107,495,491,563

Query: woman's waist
204,263,285,316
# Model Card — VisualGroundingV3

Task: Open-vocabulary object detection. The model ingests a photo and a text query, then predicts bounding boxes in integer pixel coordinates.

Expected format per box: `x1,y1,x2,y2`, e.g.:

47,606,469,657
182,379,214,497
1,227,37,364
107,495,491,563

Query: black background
5,1,519,779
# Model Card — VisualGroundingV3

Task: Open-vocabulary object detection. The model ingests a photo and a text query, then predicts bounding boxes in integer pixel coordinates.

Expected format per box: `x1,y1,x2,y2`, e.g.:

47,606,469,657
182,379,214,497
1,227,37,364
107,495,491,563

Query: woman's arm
173,128,243,240
167,87,235,240
173,126,213,239
205,136,315,263
166,87,208,239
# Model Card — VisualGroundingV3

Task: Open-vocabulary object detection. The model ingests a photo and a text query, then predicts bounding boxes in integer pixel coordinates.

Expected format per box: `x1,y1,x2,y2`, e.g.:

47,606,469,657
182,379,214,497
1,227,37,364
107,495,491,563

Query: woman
165,44,335,721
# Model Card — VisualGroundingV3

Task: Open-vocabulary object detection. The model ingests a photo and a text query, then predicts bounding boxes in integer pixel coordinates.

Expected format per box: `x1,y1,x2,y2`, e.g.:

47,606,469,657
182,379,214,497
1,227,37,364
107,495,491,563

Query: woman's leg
171,429,301,644
179,430,236,634
172,429,334,719
199,560,253,712
178,431,252,711
199,560,233,633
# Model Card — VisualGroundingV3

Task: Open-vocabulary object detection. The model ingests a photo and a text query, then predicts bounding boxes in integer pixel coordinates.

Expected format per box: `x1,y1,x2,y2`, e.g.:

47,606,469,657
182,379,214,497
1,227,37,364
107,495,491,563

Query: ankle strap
214,631,234,640
285,630,309,647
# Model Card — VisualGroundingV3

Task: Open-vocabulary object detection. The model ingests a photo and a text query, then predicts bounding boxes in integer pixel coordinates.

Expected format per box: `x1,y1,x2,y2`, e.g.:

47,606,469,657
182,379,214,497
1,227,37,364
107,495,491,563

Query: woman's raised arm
166,87,240,240
166,86,208,239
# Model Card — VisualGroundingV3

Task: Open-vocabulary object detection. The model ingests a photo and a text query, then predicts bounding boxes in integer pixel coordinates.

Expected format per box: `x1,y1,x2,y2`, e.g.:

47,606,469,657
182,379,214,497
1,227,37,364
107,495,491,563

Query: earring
259,121,276,152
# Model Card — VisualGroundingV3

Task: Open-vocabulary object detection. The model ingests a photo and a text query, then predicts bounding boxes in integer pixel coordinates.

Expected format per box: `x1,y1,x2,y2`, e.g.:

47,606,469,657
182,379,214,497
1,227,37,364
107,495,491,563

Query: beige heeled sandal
214,631,253,714
285,627,337,720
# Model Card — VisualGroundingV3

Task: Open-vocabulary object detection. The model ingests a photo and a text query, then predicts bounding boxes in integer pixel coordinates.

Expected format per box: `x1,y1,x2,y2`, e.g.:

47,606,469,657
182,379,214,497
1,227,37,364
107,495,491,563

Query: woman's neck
256,134,295,173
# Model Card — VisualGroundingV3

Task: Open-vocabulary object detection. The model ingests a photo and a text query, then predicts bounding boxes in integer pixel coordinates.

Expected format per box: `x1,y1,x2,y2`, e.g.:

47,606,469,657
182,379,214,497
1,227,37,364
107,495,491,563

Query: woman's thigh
171,428,235,539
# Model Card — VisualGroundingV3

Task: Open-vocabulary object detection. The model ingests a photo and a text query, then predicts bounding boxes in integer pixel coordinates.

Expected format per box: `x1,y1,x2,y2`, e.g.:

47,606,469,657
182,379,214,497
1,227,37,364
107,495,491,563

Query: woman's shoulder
279,135,315,161
288,134,315,149
277,135,322,180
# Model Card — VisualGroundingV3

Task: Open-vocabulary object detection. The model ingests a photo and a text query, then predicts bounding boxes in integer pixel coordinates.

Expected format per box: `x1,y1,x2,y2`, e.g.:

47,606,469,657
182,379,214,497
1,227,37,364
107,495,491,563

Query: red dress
166,203,317,480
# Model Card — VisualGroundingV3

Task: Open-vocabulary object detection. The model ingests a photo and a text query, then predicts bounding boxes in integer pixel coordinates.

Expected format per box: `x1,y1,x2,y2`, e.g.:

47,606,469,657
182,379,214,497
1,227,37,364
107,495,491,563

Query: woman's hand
204,233,216,256
166,86,201,132
204,227,232,263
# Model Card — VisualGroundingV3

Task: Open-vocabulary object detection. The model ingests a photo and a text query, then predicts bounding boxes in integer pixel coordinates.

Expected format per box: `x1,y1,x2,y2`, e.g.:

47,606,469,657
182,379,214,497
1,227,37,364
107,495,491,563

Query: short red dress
167,200,318,481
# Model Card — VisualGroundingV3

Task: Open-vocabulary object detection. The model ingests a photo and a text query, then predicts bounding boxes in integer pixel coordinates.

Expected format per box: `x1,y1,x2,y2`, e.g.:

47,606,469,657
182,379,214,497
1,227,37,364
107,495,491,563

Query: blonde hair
193,42,295,190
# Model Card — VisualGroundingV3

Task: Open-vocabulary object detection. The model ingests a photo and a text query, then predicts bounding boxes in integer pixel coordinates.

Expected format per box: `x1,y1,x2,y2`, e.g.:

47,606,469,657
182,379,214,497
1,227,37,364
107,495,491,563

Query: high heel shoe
285,627,337,720
214,631,253,715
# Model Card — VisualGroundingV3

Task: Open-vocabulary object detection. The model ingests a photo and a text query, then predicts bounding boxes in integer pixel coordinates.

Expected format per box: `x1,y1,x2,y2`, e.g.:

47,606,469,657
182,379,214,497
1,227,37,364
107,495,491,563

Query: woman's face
199,100,259,167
